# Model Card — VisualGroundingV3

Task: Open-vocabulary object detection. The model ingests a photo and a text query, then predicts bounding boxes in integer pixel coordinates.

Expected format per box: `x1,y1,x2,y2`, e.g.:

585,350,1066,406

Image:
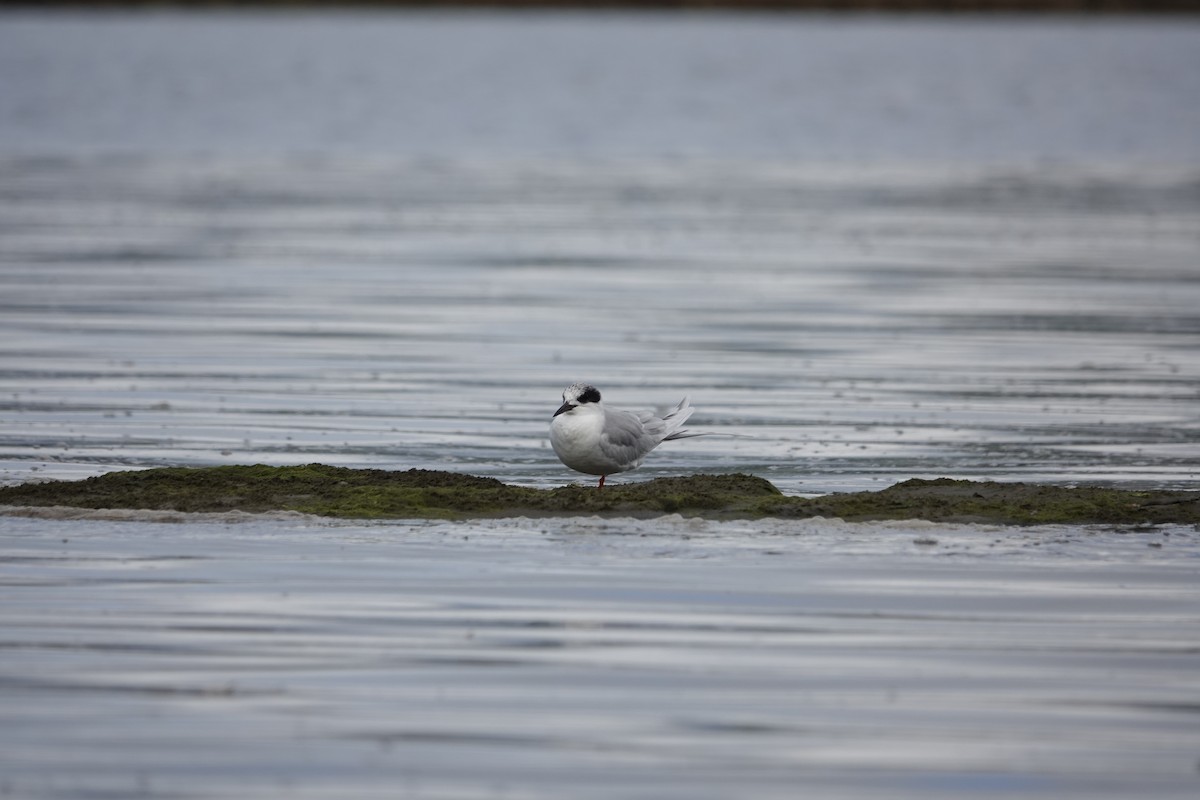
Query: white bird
549,383,703,489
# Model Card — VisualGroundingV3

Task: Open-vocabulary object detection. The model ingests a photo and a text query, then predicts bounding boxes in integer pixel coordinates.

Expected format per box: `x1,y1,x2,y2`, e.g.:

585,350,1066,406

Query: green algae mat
2,464,1198,525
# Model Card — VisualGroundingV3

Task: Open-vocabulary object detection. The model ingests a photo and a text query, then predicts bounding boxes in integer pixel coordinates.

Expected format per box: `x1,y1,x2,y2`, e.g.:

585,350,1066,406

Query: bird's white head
554,383,602,417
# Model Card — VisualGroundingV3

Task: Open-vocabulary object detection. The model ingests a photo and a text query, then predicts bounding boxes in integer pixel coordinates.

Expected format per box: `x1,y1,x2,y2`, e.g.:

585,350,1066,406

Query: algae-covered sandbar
2,464,1197,525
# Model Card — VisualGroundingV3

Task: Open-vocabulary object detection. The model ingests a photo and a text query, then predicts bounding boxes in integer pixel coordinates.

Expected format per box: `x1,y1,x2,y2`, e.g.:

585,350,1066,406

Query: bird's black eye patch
578,386,601,404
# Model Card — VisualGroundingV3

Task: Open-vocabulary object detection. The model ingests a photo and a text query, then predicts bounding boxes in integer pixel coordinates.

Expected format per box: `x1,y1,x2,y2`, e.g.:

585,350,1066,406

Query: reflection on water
2,513,1199,799
1,158,1197,493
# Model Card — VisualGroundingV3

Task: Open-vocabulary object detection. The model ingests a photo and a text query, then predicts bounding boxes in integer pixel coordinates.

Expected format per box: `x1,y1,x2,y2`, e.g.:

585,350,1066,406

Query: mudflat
3,465,1197,525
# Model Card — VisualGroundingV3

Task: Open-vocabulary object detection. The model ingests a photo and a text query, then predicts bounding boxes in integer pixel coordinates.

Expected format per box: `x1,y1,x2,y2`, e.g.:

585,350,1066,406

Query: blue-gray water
2,157,1197,493
4,512,1198,800
1,11,1199,800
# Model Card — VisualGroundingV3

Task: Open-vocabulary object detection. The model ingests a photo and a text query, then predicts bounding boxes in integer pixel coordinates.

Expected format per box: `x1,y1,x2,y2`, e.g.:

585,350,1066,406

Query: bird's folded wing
601,409,654,465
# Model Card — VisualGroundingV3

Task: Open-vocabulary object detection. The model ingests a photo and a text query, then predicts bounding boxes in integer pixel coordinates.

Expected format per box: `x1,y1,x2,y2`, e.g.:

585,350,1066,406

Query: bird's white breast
550,406,620,475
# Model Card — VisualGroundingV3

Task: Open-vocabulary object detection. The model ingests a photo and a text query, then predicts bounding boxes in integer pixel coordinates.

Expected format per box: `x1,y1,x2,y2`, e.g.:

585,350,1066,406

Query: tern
549,383,703,488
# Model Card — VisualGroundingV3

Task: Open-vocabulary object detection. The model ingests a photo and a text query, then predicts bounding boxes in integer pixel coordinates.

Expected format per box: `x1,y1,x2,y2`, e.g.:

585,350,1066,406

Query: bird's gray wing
600,408,656,468
641,408,670,431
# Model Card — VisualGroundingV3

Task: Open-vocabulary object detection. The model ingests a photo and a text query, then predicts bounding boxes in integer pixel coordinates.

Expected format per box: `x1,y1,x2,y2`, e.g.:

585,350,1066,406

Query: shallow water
3,511,1200,799
1,11,1199,799
1,157,1197,494
1,13,1199,494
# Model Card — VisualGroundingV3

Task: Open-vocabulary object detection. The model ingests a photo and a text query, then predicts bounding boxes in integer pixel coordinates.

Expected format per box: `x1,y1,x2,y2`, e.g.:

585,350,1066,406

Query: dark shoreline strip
2,465,1198,525
9,3,1200,13
7,2,1200,12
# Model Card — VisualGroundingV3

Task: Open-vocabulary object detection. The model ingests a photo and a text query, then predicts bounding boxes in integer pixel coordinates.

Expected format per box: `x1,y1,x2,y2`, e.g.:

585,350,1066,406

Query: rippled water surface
1,11,1200,800
1,12,1198,493
3,511,1200,800
1,157,1197,493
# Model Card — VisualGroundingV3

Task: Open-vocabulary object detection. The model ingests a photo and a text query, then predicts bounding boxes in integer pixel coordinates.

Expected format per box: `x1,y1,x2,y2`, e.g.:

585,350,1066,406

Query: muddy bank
2,465,1198,525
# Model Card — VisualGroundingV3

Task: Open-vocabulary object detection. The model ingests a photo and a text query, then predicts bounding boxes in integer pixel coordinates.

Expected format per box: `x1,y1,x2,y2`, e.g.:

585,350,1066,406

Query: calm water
1,11,1199,800
1,157,1197,494
3,511,1199,800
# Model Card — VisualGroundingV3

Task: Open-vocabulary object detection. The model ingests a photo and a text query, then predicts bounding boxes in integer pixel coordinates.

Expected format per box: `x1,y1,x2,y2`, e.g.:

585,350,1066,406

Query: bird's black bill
553,402,573,417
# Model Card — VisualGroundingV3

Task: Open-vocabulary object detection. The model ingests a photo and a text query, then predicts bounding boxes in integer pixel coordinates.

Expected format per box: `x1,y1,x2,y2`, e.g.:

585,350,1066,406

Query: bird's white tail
662,396,703,441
